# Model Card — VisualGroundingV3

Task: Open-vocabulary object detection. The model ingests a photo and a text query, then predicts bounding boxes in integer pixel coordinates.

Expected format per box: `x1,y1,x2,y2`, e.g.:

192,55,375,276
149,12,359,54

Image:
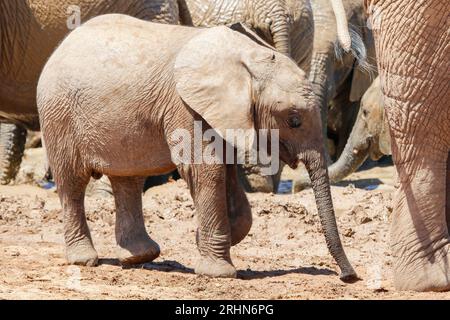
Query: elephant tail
334,24,374,76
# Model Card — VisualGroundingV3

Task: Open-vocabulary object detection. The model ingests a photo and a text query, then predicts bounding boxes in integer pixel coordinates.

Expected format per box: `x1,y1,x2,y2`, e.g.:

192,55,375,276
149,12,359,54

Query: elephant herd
0,0,449,292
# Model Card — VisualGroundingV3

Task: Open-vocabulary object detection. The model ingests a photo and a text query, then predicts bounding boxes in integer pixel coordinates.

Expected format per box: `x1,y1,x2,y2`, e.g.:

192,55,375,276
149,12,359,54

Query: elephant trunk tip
339,263,359,283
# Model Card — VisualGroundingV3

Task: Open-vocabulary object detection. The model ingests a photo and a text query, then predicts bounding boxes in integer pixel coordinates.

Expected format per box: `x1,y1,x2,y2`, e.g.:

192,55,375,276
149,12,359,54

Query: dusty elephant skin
328,76,390,183
367,0,450,291
179,0,313,65
294,76,390,190
309,0,377,156
37,15,356,280
178,0,355,192
0,0,180,184
178,0,315,192
180,0,351,59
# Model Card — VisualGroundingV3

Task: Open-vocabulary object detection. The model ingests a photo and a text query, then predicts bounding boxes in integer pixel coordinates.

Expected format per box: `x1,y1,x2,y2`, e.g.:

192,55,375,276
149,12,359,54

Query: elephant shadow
333,178,384,190
98,259,194,274
98,259,337,279
236,266,337,280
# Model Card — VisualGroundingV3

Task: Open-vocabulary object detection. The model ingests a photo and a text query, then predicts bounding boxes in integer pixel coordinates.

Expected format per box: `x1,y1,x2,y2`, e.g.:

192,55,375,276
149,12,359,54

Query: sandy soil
0,148,449,300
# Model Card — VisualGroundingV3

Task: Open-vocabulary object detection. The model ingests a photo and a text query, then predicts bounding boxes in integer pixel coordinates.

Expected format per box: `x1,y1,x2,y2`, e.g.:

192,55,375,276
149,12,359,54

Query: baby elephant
37,14,356,280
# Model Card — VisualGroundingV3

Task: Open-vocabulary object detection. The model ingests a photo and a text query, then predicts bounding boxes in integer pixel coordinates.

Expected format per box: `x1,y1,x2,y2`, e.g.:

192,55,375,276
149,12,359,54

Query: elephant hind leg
227,165,252,246
56,169,98,266
0,123,27,185
109,176,160,265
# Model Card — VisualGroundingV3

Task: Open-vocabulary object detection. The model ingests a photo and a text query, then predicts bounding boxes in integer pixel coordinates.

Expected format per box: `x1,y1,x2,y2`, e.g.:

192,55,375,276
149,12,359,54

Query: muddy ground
0,147,449,299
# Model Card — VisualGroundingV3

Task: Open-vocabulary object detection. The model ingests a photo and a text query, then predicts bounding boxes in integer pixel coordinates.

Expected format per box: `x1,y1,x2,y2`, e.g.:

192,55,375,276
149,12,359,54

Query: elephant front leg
179,164,236,278
109,176,160,265
391,151,450,291
226,165,252,246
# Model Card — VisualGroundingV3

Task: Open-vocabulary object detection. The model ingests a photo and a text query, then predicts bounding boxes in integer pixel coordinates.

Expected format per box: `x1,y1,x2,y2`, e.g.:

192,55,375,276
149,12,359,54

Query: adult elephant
0,0,180,184
366,0,449,291
178,0,354,192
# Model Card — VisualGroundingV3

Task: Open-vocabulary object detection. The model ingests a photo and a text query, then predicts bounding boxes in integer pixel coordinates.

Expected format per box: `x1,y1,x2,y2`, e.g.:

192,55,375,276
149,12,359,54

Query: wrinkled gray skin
180,0,352,68
38,17,356,280
293,76,389,190
179,0,314,192
368,0,450,291
179,0,353,192
0,0,179,184
328,76,391,182
292,0,378,190
180,0,308,60
310,0,377,158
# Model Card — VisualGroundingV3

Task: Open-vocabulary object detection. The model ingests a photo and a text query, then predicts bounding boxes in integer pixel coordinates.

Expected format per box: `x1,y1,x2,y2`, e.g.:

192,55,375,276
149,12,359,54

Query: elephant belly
89,135,176,177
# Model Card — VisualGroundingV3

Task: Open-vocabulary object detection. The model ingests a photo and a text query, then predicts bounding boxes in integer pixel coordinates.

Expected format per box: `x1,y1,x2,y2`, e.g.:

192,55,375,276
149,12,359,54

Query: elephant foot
116,233,160,265
394,243,450,292
66,238,98,267
195,256,237,278
0,123,27,185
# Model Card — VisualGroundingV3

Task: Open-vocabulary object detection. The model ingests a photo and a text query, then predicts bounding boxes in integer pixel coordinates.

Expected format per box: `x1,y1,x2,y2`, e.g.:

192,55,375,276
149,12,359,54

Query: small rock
257,209,270,216
359,216,372,224
342,184,356,195
343,228,355,237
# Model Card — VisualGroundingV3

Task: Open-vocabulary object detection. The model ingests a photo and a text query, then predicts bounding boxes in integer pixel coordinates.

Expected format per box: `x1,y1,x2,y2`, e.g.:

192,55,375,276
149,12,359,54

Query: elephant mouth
289,157,300,169
368,136,384,161
355,136,383,161
279,140,299,169
352,137,371,157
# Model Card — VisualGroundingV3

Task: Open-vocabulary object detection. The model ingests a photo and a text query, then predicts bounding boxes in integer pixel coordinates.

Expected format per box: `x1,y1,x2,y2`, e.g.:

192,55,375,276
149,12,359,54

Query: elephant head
174,25,357,280
328,76,391,183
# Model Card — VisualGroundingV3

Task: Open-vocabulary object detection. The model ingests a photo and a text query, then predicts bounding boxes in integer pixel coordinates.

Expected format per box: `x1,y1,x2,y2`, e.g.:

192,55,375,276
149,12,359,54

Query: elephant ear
174,26,255,152
229,23,276,51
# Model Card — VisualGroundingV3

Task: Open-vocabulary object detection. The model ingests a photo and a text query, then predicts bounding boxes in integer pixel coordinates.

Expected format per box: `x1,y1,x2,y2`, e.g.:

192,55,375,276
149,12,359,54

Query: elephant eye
288,114,302,128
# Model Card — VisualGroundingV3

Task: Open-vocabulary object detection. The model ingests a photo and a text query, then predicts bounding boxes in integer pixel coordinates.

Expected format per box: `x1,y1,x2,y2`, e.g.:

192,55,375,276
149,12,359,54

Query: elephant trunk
302,150,357,281
328,123,370,183
271,17,290,56
329,0,351,52
309,53,331,143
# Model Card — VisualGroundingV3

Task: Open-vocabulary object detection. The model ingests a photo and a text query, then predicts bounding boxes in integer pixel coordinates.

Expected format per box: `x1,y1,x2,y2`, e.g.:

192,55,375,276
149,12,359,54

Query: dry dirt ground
1,147,449,300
